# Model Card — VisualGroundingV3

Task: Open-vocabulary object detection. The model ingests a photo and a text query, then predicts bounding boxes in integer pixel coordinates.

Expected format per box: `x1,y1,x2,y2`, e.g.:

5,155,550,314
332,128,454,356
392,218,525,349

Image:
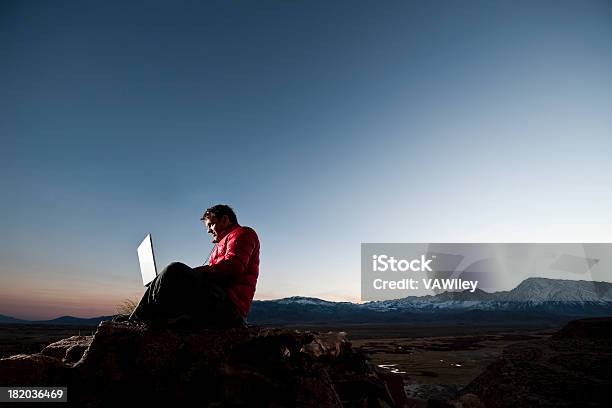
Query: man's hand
192,264,232,285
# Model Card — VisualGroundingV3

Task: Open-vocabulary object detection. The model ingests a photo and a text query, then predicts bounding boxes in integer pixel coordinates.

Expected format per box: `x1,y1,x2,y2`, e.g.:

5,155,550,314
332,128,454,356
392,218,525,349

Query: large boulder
0,321,402,407
462,317,612,407
41,335,93,364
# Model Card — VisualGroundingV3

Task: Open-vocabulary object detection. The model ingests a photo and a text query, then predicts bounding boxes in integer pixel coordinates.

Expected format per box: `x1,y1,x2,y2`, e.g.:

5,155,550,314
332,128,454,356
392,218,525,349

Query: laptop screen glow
137,234,157,286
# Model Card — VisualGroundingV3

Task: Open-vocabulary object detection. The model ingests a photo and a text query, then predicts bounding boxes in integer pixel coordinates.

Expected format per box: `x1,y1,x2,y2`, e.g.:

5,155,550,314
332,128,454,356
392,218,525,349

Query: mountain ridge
2,278,611,325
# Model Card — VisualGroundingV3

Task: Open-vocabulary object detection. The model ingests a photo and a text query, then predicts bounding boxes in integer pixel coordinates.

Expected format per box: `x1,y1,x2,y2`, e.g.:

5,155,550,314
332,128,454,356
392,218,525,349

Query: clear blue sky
1,0,611,319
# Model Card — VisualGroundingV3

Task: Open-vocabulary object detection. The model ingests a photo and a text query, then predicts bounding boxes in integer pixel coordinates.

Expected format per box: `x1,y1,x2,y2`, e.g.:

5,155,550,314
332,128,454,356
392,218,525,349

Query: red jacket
206,224,260,318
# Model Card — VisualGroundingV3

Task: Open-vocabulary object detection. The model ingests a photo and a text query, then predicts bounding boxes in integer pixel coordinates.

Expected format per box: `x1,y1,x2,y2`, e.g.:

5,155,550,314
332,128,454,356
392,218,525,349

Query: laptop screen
137,234,157,286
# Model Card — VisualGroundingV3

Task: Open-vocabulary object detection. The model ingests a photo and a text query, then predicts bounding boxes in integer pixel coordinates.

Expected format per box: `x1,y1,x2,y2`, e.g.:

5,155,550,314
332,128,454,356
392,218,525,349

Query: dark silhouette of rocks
0,321,402,407
40,335,93,364
462,317,612,407
3,317,610,407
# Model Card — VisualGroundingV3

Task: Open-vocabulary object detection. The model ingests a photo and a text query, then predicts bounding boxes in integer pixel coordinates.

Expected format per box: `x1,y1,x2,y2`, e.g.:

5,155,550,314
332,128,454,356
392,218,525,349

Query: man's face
203,214,231,242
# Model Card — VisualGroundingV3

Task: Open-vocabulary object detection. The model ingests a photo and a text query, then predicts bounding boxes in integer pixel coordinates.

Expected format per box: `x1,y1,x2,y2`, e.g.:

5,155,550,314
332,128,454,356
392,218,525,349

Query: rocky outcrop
462,317,612,407
40,335,93,364
0,321,402,407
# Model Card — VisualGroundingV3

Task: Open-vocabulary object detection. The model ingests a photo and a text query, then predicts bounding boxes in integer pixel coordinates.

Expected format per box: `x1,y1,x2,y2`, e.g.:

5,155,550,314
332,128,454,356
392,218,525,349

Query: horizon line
3,276,611,321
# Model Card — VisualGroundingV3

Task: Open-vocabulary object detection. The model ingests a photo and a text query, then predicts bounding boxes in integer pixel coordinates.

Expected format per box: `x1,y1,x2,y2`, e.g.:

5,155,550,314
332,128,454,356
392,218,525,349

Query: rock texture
0,321,402,407
41,335,93,364
462,317,612,407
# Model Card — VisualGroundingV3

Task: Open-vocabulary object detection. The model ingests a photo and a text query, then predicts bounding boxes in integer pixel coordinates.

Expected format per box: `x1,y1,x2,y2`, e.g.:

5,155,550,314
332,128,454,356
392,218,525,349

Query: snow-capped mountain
499,277,612,303
248,278,612,324
272,296,343,306
363,278,612,310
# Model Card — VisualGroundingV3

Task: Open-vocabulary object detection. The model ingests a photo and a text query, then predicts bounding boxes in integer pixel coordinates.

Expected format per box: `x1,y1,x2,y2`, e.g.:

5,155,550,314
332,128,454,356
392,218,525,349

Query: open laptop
137,234,158,286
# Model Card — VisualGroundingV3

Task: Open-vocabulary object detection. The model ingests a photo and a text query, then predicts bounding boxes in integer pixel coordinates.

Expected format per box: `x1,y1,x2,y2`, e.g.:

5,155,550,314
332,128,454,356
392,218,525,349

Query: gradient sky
1,0,611,320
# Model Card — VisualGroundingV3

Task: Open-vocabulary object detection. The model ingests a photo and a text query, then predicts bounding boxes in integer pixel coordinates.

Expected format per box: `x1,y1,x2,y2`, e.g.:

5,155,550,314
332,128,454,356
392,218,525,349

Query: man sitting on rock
125,204,260,328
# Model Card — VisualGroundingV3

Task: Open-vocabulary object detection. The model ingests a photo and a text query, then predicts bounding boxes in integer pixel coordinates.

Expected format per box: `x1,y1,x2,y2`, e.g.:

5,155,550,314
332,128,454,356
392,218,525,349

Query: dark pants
130,262,244,327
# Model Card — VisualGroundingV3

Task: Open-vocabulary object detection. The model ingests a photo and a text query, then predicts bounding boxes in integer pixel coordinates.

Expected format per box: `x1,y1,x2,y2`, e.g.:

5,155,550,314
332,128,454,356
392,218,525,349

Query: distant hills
0,314,114,326
2,278,612,326
0,314,27,324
